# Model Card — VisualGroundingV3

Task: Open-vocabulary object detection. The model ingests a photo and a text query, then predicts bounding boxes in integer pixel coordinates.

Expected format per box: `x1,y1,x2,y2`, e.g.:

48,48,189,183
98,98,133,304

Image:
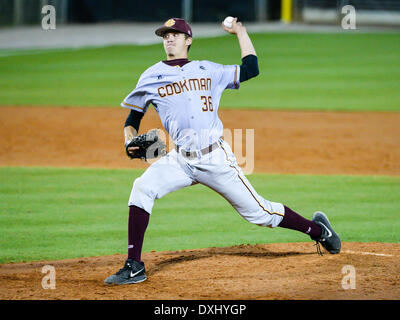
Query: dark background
0,0,283,26
66,0,281,23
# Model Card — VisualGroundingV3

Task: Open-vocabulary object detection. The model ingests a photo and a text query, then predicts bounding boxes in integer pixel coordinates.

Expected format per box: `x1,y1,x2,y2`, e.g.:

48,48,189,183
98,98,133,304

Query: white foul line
344,250,394,257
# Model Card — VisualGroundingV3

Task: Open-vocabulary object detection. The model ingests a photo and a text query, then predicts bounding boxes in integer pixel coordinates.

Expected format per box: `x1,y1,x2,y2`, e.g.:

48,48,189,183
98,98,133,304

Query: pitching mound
1,242,399,300
1,107,399,300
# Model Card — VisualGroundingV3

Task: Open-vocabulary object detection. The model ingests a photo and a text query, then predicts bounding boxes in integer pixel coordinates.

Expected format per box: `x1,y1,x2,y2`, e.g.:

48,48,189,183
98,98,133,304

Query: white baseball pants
128,139,285,227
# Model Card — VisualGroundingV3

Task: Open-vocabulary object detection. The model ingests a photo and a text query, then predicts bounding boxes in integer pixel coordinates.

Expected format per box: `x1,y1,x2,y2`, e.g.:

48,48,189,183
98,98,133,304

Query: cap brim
155,26,189,37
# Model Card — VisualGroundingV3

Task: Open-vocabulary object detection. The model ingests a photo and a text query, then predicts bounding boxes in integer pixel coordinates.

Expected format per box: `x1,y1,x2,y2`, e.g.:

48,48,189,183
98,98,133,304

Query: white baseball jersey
121,60,240,151
122,60,285,228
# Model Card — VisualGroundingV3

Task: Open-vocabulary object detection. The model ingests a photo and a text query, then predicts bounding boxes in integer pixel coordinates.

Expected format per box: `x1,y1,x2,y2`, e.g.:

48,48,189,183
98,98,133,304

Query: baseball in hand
223,16,234,28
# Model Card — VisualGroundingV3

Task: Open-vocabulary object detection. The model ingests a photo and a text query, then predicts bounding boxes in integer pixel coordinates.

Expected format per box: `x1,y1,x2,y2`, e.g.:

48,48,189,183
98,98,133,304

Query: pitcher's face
163,32,192,58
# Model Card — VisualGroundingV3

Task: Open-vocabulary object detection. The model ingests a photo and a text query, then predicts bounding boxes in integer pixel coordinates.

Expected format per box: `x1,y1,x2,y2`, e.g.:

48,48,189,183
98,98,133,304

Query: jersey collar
162,58,190,67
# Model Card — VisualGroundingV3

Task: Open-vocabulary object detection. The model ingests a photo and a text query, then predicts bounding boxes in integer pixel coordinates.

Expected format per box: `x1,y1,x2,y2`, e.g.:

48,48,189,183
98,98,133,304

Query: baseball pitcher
105,17,341,285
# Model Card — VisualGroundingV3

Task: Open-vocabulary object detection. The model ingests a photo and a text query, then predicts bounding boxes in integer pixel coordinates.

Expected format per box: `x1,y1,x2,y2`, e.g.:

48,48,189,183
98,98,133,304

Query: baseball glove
125,129,166,161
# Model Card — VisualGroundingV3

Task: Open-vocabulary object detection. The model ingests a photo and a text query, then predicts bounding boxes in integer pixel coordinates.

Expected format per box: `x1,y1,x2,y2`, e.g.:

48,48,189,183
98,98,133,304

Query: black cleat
104,259,146,285
311,211,341,254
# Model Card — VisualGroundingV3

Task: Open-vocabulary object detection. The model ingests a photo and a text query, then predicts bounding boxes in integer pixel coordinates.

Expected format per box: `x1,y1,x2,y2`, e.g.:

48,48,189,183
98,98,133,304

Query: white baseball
223,16,234,29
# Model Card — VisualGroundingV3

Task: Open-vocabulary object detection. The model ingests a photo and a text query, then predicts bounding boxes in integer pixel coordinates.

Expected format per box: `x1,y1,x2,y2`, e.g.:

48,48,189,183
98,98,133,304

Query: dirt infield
1,106,400,175
0,106,399,300
1,242,399,300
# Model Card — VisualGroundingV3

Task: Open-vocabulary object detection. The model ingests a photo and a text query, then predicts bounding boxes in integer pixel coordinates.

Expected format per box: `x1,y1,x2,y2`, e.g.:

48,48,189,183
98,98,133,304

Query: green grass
0,33,399,111
1,167,399,263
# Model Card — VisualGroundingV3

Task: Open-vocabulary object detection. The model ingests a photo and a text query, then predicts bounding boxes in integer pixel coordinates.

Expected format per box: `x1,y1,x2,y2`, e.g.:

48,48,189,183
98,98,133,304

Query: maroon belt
175,141,219,159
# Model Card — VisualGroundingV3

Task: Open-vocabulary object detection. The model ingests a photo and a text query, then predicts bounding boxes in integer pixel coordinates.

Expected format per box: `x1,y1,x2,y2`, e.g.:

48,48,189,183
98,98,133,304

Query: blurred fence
1,0,399,27
295,0,400,25
0,0,281,26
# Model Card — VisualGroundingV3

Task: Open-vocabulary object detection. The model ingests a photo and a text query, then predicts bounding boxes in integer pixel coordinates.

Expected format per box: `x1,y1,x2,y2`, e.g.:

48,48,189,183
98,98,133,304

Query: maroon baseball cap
155,18,193,37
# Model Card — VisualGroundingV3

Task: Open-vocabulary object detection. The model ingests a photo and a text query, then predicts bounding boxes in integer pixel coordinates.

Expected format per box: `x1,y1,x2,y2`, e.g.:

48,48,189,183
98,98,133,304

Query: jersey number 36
201,96,213,112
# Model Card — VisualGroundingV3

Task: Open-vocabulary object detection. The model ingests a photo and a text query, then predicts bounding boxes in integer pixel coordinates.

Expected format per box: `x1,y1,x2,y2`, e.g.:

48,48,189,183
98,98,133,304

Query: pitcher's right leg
196,140,339,255
196,141,285,228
